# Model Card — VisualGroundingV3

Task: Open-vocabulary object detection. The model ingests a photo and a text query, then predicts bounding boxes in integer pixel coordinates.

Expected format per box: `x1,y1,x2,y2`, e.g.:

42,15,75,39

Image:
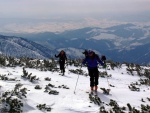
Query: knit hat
88,50,94,55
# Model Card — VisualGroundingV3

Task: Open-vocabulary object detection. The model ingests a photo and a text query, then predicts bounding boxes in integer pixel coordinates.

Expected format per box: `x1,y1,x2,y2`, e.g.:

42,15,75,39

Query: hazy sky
0,0,150,33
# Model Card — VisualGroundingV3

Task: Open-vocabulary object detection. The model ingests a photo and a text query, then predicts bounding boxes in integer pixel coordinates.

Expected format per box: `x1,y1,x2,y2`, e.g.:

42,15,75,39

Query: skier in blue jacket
82,50,105,92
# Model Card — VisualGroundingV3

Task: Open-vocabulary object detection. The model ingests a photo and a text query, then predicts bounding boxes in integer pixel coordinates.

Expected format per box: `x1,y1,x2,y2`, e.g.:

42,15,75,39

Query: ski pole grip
101,55,106,64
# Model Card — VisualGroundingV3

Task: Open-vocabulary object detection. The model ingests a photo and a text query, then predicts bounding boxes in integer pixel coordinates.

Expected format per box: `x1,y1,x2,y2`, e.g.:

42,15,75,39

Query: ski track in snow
0,65,150,113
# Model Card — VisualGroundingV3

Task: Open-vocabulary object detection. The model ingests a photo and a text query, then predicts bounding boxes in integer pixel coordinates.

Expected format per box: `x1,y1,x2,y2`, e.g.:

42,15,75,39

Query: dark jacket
55,53,67,63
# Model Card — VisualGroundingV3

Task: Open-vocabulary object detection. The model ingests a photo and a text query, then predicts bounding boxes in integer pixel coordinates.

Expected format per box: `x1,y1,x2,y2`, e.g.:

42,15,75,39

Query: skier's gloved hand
55,54,57,57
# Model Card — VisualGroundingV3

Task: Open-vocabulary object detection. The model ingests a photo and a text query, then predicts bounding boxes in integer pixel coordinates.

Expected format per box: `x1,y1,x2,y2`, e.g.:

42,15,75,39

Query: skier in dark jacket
55,50,67,75
82,50,105,92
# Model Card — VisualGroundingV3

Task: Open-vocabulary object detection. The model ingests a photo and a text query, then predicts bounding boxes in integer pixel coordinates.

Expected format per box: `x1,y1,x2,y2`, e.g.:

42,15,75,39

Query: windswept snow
91,33,117,40
0,64,150,113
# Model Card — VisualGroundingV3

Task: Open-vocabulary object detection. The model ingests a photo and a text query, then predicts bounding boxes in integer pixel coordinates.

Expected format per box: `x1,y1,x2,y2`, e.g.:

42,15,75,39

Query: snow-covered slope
0,63,149,113
0,35,53,59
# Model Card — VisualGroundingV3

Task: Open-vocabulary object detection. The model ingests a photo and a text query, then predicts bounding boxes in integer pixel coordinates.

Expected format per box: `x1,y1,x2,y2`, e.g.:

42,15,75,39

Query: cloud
0,0,150,19
0,0,150,33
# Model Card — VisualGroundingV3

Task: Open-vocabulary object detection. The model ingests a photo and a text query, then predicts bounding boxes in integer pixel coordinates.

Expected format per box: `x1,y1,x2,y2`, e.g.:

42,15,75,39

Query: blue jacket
82,55,104,69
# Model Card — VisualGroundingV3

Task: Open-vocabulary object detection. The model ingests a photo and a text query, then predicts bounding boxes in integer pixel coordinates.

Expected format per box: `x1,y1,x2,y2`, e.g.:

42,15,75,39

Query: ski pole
105,66,111,92
103,59,111,92
74,65,82,94
65,61,69,74
66,61,70,74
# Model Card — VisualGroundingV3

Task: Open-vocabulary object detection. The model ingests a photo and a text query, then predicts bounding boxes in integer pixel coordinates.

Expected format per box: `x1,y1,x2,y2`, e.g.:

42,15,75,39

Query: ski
88,91,102,106
90,90,98,96
100,88,111,95
58,73,65,76
86,89,112,96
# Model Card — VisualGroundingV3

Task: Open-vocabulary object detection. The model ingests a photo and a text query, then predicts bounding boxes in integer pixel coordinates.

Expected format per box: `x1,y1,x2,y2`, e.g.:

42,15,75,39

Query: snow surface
0,65,150,113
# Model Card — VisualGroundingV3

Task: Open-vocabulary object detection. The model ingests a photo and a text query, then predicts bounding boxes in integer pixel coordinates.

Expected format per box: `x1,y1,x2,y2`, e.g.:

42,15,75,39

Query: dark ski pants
59,61,65,73
88,67,99,87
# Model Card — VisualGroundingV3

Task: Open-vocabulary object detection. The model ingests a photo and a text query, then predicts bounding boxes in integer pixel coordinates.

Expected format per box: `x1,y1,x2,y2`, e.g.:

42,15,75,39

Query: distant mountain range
0,23,150,65
0,35,53,59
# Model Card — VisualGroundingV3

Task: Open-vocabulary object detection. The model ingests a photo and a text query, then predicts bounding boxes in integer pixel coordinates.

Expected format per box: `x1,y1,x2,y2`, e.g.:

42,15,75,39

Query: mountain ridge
0,35,53,59
0,23,150,65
